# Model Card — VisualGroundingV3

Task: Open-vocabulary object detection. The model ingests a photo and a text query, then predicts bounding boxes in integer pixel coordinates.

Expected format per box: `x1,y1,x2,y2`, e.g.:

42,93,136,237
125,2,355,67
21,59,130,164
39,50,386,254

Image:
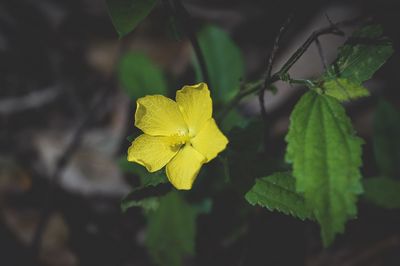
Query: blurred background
0,0,399,265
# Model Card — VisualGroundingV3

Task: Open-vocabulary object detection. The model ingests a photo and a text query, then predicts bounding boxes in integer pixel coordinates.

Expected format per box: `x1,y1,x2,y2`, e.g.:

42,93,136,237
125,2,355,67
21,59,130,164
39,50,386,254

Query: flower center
170,132,191,151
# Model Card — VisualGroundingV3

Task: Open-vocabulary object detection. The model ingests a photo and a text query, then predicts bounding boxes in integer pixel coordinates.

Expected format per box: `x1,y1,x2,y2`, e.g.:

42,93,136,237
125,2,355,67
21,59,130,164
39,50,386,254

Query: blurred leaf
106,0,157,37
373,100,400,178
363,177,400,209
118,52,167,99
122,197,160,212
146,191,198,266
194,25,244,103
220,109,248,132
245,172,313,220
192,198,213,214
322,78,370,101
285,90,363,246
320,24,393,101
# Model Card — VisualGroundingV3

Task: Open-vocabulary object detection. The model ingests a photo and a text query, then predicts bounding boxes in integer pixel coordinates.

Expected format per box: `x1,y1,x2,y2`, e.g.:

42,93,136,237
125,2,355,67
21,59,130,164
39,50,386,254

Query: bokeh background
1,0,400,265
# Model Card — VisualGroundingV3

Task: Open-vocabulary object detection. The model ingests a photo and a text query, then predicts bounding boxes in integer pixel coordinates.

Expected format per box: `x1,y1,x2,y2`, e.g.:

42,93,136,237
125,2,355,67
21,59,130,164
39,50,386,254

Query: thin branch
30,83,113,259
315,37,328,71
218,16,366,121
274,25,344,78
164,0,210,85
259,15,292,121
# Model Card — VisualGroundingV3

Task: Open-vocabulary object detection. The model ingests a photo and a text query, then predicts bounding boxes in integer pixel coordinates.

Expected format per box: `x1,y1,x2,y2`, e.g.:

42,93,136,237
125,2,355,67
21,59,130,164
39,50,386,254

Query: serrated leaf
194,25,244,103
326,25,393,83
245,172,313,220
363,177,400,209
373,100,400,178
146,191,198,266
285,90,364,246
118,52,167,100
322,78,370,101
321,25,393,101
106,0,157,37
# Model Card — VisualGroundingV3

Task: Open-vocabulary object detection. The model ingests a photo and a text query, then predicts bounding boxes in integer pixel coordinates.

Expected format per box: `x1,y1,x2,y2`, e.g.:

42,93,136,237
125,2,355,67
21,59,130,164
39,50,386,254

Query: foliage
319,25,393,101
361,101,400,210
106,0,158,37
321,78,370,101
118,52,167,100
194,25,244,103
145,191,199,266
285,90,363,246
107,5,396,261
363,177,400,209
373,100,400,178
245,172,313,220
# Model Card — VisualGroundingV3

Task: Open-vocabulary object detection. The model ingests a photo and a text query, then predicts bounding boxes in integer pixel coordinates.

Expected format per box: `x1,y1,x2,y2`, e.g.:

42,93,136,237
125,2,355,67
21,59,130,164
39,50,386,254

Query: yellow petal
127,134,179,172
135,95,188,136
175,83,212,136
166,145,206,190
191,118,228,162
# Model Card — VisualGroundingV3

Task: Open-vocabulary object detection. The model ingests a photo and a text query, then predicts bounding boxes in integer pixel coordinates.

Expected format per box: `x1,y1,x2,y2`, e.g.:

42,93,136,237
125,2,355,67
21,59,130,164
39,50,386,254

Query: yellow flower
127,83,229,190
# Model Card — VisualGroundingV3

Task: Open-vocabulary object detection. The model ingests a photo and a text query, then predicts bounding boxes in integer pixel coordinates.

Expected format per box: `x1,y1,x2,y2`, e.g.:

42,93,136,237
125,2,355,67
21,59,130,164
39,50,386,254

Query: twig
218,16,366,121
30,83,113,258
163,0,210,85
259,15,292,122
315,37,328,71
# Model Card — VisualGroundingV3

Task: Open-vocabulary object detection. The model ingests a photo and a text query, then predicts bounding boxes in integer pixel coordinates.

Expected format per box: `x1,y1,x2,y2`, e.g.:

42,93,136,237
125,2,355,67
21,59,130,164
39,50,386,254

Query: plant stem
259,15,292,122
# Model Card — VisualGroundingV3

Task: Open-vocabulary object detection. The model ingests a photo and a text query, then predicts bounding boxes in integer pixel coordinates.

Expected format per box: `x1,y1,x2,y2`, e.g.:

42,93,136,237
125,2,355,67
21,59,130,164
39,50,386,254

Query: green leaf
373,100,400,178
122,197,160,212
106,0,157,37
321,25,393,101
120,179,170,212
119,157,169,212
285,90,364,246
364,177,400,209
220,109,248,132
245,172,313,220
322,78,370,101
363,177,400,209
146,191,198,266
118,52,167,100
194,25,244,103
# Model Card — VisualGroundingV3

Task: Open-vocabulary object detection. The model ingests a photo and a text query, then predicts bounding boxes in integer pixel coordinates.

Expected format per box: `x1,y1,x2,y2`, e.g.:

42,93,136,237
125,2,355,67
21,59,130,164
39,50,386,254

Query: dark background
0,0,399,265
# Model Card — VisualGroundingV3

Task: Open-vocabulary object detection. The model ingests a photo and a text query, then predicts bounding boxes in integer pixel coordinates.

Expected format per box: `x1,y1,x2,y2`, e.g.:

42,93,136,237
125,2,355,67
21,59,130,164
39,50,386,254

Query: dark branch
259,15,292,121
315,37,328,71
30,83,113,259
218,16,367,121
